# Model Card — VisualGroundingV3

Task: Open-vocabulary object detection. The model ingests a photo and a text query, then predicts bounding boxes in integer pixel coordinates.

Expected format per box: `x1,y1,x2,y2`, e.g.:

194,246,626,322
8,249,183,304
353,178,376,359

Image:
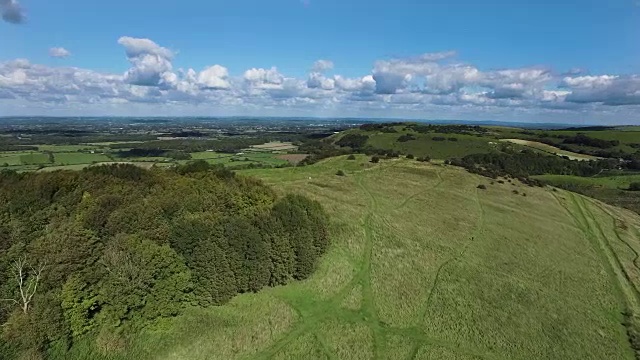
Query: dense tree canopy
0,163,329,358
448,150,618,179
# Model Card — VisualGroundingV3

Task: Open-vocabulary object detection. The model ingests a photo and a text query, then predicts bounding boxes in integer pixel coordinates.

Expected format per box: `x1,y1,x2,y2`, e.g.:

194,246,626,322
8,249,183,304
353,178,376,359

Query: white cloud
0,0,23,24
49,47,71,58
244,67,284,89
118,36,175,87
563,75,640,105
197,65,230,90
307,72,335,90
561,75,618,89
1,41,640,123
417,51,457,62
312,60,334,73
117,37,174,59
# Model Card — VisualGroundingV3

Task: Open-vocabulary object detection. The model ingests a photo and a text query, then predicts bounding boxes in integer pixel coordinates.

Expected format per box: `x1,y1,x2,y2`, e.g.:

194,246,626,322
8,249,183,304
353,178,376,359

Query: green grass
494,127,640,156
190,151,289,167
500,139,599,160
535,174,640,190
0,151,34,166
19,152,51,165
534,174,640,214
342,129,496,159
60,155,640,359
53,152,112,165
37,144,101,152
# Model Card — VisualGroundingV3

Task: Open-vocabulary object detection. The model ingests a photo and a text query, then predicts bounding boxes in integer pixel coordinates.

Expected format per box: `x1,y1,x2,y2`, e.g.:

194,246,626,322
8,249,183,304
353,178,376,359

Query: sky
1,0,639,124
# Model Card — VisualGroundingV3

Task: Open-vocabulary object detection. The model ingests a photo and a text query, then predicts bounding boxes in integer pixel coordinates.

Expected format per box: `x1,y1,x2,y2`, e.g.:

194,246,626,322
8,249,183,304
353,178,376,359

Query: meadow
61,155,640,359
53,152,112,165
339,127,496,159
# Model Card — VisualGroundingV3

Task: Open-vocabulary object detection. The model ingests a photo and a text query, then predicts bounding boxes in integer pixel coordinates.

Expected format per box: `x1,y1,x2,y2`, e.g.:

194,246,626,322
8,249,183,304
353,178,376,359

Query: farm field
19,152,51,165
190,151,289,167
65,156,640,359
500,139,599,160
37,144,101,152
53,152,112,165
250,141,298,152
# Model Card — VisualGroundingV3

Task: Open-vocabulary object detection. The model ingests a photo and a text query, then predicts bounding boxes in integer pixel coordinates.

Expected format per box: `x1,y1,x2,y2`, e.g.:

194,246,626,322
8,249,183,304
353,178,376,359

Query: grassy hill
328,123,640,162
65,155,640,359
534,173,640,215
333,124,497,159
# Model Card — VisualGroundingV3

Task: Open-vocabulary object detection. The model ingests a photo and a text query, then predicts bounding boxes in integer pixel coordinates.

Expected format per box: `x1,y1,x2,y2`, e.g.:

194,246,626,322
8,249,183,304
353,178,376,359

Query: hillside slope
71,156,640,359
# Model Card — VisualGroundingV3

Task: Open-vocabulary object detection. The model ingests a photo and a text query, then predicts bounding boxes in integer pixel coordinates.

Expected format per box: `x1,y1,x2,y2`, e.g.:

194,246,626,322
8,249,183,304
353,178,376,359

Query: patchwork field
64,156,640,359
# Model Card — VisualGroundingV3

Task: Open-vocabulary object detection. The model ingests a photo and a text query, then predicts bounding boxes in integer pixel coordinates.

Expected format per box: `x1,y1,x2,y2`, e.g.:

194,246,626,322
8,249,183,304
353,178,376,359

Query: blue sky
1,0,639,123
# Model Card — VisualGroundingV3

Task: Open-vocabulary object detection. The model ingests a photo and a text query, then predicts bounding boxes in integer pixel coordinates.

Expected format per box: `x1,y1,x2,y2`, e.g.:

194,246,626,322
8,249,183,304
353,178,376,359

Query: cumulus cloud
371,52,451,94
1,41,640,122
117,37,173,59
49,47,71,58
197,65,230,90
307,72,335,90
118,37,175,87
563,75,640,105
312,60,334,73
244,67,284,89
1,0,24,24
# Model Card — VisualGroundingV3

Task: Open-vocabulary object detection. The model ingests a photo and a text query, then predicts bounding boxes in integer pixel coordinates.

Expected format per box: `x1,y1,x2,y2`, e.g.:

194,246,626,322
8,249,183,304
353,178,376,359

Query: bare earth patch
276,154,309,164
251,141,298,152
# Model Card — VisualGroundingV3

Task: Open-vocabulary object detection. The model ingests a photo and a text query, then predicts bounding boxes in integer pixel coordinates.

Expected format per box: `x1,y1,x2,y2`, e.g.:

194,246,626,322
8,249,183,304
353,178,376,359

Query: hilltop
50,155,640,360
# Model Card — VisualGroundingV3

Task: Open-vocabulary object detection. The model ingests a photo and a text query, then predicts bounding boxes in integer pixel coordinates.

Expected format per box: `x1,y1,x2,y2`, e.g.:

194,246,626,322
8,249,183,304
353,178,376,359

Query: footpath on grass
250,162,496,360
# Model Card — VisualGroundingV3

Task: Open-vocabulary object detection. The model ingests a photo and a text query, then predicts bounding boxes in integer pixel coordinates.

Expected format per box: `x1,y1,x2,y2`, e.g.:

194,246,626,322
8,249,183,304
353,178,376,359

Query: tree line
447,150,618,179
0,162,329,359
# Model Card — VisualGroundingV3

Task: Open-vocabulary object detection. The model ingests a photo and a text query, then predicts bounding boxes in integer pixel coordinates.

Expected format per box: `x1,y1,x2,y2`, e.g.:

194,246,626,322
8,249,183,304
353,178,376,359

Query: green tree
224,217,270,293
95,235,192,326
191,238,237,305
258,216,295,286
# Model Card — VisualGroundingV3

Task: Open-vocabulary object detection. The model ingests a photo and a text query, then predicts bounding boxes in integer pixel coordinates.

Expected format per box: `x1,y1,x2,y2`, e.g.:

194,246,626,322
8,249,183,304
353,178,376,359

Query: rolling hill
65,155,640,360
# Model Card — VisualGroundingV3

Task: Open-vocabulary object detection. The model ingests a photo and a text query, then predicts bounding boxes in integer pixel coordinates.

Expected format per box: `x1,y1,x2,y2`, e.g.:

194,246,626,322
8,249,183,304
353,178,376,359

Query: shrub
629,183,640,191
347,154,356,160
336,170,346,176
512,190,519,195
522,193,527,197
497,180,505,184
397,134,416,142
406,154,415,159
336,134,369,149
477,184,487,190
370,156,380,164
